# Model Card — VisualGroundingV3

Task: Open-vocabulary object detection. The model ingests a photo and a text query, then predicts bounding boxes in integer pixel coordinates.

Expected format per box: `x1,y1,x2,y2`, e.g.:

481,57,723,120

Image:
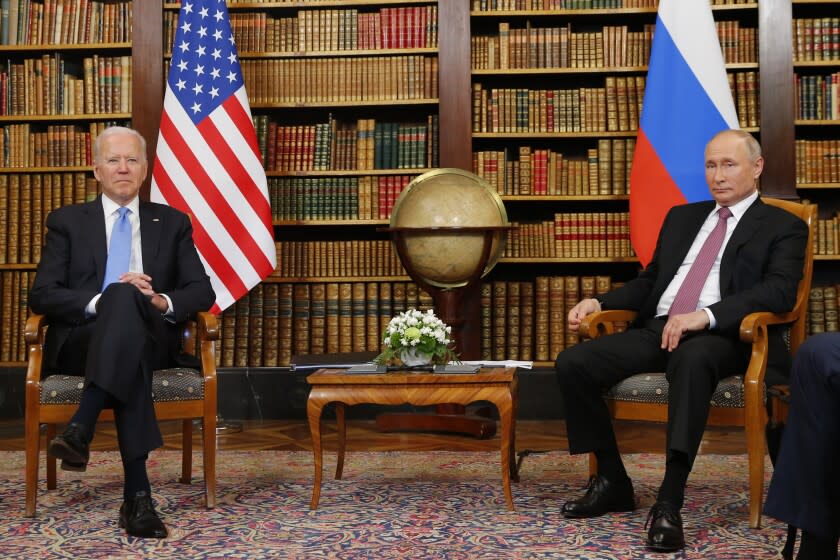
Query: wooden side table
306,367,519,510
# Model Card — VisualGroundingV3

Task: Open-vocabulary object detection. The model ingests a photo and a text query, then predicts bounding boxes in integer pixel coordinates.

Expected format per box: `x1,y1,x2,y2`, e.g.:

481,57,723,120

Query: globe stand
376,226,510,438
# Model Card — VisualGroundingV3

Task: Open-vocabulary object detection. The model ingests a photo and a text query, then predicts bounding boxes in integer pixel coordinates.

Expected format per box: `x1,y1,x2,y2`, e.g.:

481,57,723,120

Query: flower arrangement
374,308,457,367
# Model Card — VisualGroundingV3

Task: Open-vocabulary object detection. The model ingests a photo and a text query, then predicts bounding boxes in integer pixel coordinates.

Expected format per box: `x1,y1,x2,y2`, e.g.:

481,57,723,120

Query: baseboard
0,367,564,420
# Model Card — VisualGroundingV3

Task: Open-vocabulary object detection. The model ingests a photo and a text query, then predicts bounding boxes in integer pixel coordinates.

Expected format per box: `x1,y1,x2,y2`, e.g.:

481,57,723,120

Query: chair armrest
25,314,47,346
196,311,219,342
738,310,796,390
196,312,218,397
24,314,48,395
739,310,797,345
579,310,638,340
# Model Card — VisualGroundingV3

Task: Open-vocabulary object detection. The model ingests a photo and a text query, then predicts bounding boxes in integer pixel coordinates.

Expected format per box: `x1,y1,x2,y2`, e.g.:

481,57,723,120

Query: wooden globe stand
377,225,510,438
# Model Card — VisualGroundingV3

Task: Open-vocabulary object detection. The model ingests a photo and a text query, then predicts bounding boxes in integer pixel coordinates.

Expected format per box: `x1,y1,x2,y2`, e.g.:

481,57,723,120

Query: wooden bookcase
0,0,827,370
791,0,840,336
0,0,133,365
467,1,766,365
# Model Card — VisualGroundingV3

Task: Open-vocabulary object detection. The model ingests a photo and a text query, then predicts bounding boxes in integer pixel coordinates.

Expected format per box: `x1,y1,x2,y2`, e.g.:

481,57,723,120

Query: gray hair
93,126,147,163
707,129,762,162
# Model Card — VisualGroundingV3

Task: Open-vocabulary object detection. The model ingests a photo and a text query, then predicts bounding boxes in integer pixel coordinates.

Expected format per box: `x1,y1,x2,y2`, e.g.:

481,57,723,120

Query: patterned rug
1,450,788,559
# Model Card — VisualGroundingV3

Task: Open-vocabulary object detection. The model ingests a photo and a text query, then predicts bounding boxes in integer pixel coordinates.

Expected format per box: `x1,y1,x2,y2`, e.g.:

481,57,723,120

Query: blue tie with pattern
102,207,131,290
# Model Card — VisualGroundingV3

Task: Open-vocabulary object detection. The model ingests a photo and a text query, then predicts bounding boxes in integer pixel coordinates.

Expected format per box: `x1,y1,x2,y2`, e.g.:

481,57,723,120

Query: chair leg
24,419,41,517
180,419,193,484
203,413,217,509
745,417,766,529
46,424,57,490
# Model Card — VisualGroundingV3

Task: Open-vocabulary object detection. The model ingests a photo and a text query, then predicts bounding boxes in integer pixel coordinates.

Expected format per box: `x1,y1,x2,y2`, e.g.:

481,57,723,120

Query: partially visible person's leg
765,333,840,559
555,321,666,518
645,331,749,552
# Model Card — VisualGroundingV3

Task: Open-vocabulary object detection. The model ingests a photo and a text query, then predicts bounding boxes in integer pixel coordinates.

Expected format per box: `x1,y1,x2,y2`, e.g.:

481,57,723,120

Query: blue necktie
102,207,131,290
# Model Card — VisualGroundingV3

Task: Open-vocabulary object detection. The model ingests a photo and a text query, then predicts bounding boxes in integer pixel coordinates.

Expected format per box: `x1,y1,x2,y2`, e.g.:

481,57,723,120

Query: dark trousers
764,333,840,540
555,318,749,467
56,283,167,462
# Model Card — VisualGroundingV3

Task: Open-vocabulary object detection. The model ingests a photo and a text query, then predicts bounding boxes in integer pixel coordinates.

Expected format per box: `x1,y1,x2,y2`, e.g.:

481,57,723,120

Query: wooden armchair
23,311,219,517
578,198,816,529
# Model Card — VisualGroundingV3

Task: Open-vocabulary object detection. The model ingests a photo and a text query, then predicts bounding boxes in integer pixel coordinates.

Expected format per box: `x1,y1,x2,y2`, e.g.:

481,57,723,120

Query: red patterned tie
668,206,732,316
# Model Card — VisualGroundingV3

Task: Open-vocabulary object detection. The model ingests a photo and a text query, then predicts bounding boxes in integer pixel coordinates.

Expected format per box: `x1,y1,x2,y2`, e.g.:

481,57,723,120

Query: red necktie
668,206,732,316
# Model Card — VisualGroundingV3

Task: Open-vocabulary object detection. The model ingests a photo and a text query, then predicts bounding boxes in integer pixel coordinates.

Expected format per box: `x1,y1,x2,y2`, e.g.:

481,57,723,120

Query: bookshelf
791,0,840,336
0,0,828,371
0,0,133,365
467,0,766,365
159,1,446,366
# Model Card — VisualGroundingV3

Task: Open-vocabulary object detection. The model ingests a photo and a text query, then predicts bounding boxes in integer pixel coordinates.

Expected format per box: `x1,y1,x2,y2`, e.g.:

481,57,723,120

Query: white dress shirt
86,196,173,317
656,190,759,328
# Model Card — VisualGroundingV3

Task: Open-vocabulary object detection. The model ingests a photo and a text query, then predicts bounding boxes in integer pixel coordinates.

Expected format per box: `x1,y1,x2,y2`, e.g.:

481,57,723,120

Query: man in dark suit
764,332,839,560
555,129,808,552
29,126,215,538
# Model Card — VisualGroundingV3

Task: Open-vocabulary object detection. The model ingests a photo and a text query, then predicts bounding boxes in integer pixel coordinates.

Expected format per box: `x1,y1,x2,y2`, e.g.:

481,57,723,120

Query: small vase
399,347,433,367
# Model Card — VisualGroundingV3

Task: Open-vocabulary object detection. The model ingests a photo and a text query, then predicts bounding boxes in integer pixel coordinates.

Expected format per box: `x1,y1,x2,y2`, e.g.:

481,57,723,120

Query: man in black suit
764,332,839,560
555,129,808,552
29,126,215,538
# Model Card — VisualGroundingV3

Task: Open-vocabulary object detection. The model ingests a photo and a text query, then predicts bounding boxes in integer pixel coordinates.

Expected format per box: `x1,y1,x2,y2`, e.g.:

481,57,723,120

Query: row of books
239,56,438,104
472,71,758,133
0,269,833,366
216,281,436,368
2,123,89,167
471,1,656,9
481,276,621,361
729,71,759,129
794,73,840,121
472,81,640,133
210,275,624,367
0,270,30,363
268,175,413,222
0,120,126,168
0,0,131,46
714,21,757,65
815,216,840,257
0,172,97,265
807,284,839,335
470,0,749,11
253,115,438,173
471,21,754,70
201,5,440,54
504,213,634,258
273,240,407,279
473,138,636,196
471,24,654,70
795,139,840,185
0,54,130,116
793,18,840,62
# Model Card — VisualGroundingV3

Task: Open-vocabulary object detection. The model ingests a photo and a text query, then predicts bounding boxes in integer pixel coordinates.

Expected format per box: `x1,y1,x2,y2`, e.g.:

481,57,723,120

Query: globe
389,168,509,289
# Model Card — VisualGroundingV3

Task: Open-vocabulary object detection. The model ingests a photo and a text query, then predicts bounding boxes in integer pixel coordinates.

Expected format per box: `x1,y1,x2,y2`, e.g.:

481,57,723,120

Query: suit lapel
139,202,161,277
720,197,764,292
660,202,715,283
85,196,108,287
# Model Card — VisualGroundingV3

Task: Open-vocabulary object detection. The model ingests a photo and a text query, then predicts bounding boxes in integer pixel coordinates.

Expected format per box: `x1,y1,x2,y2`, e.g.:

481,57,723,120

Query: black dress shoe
47,423,90,472
119,491,168,539
646,501,685,552
562,474,636,518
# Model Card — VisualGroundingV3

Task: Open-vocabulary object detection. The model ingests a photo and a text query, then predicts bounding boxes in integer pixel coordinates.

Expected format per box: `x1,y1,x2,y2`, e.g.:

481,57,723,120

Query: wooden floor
0,418,750,455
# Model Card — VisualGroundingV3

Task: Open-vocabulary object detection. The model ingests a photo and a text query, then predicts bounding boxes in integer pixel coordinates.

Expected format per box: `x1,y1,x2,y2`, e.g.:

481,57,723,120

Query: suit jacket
29,195,216,374
599,197,808,384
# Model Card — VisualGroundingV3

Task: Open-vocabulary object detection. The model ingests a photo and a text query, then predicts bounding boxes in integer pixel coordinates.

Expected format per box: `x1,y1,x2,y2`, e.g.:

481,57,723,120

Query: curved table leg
308,397,326,510
495,390,516,511
335,402,346,480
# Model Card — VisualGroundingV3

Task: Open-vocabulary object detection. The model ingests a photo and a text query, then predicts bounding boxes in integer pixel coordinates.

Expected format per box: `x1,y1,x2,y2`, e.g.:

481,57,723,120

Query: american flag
151,0,276,313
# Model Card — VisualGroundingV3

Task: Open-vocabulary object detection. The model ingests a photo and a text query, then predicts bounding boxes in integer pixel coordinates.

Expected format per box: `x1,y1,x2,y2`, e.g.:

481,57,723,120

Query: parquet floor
0,417,748,455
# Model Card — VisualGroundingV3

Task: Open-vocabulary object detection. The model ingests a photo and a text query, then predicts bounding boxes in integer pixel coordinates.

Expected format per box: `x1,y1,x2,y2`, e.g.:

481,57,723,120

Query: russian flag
629,0,739,267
